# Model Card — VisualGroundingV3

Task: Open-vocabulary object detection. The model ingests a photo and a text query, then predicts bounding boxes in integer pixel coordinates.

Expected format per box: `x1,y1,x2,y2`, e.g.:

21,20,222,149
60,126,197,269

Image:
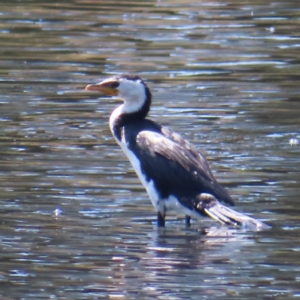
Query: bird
85,74,269,230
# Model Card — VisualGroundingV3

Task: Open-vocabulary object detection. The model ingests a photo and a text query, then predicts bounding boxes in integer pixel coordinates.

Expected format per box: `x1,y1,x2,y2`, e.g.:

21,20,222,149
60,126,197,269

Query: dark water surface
1,0,300,299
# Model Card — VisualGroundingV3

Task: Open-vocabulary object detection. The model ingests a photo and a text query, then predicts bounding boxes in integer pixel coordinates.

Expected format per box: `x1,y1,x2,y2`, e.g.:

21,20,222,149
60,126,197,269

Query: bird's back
123,119,234,206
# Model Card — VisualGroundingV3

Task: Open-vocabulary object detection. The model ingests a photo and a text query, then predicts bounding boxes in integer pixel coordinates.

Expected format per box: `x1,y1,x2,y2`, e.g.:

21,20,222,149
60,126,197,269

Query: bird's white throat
117,79,147,114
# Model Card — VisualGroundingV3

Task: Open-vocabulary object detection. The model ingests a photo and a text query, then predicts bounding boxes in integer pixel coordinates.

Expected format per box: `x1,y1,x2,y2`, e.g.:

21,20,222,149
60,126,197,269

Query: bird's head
85,74,151,115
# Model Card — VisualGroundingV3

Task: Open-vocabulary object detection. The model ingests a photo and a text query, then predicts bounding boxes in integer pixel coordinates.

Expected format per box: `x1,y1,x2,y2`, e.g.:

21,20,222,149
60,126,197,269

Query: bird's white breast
120,134,162,209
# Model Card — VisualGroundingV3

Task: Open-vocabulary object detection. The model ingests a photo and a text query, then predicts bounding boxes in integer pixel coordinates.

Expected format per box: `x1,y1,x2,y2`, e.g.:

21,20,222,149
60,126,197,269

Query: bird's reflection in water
143,224,254,265
111,223,258,298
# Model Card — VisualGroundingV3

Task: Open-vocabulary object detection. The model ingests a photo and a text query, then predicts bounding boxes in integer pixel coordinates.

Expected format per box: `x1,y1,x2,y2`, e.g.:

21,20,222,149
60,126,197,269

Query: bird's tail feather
196,193,269,230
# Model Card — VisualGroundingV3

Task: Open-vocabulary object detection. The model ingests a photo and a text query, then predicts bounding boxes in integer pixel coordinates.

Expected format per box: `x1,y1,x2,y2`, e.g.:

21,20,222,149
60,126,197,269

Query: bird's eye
110,81,119,88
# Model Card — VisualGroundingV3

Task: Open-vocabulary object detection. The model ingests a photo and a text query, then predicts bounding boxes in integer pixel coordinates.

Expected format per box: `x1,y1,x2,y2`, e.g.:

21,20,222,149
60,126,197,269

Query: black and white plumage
86,74,268,229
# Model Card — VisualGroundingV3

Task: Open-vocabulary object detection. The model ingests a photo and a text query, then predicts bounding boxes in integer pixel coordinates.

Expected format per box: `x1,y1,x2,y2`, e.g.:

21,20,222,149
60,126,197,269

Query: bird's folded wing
129,130,234,205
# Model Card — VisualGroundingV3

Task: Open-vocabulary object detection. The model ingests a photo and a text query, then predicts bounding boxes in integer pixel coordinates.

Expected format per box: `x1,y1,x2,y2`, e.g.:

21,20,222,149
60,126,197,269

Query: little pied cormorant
85,74,268,230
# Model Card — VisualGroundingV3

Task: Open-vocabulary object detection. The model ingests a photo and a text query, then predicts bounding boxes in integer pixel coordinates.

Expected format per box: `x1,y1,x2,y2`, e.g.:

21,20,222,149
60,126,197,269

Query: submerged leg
185,215,191,226
157,212,165,227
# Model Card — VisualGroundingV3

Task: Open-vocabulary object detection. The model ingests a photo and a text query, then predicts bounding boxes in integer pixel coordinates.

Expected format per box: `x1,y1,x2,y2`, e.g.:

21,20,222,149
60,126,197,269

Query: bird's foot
157,212,165,227
185,215,191,227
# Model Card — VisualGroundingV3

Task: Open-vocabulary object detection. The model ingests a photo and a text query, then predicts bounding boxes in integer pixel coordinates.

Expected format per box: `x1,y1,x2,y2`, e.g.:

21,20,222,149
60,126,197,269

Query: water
0,0,300,299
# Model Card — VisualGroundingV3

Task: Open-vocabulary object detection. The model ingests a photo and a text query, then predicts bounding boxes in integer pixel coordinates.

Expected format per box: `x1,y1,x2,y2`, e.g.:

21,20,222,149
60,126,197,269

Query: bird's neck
109,88,151,141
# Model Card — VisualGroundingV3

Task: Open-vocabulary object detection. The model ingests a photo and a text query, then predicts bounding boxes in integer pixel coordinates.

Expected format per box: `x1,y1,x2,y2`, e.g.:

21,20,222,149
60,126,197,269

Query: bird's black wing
128,129,234,206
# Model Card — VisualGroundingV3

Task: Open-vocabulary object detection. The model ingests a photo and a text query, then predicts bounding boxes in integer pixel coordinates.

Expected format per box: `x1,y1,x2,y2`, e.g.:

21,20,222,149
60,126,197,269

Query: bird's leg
185,215,191,226
157,212,165,227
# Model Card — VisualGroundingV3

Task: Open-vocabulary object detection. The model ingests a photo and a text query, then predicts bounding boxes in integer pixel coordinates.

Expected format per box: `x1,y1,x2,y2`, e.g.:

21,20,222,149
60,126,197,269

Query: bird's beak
85,81,118,96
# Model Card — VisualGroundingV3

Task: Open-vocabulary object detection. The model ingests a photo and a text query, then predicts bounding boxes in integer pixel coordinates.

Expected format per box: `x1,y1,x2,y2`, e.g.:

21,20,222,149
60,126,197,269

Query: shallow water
0,0,300,299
